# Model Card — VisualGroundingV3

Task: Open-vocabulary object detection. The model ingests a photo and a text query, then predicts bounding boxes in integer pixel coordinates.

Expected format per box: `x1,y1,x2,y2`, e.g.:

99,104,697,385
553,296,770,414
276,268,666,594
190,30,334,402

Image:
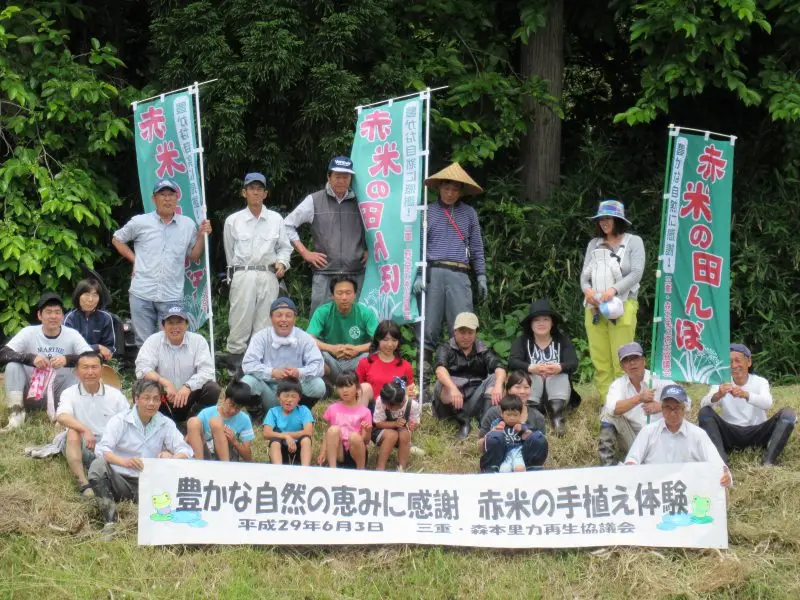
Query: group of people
1,155,796,538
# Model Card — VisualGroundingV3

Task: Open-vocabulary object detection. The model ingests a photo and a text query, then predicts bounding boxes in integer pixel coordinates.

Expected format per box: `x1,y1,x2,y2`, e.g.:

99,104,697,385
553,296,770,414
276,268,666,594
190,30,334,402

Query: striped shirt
425,201,485,275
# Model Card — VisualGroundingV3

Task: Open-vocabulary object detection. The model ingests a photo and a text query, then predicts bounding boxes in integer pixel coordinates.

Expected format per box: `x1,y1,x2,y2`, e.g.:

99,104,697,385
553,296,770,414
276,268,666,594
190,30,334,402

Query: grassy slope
0,383,798,600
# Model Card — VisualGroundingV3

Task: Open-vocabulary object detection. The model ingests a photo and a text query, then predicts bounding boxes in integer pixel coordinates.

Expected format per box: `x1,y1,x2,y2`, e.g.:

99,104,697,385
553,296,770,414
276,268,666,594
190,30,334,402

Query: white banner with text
138,460,727,548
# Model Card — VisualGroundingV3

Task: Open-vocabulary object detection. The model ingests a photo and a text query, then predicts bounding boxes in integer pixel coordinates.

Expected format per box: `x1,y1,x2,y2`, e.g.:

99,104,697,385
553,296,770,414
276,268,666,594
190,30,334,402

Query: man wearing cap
56,350,129,497
241,297,326,410
223,172,293,365
432,312,506,440
307,275,379,382
625,384,732,487
112,179,213,346
414,163,488,365
699,344,796,466
283,156,367,316
134,307,219,424
1,293,93,431
597,341,681,466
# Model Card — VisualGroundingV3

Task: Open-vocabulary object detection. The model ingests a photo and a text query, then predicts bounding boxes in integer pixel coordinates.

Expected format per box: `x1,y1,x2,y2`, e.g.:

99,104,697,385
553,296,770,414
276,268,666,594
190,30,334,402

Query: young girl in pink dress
318,372,373,469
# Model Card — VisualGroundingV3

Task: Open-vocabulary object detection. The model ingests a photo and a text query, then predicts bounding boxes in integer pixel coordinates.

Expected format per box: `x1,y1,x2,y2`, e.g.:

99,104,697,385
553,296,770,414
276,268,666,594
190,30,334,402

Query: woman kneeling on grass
372,378,422,472
318,372,373,469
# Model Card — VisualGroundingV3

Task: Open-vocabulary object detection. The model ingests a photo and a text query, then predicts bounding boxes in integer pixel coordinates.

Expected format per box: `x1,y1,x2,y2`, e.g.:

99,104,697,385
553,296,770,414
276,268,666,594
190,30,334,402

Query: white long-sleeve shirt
625,418,725,470
700,374,773,426
95,407,193,477
223,206,292,268
603,370,685,427
135,331,215,391
242,326,323,381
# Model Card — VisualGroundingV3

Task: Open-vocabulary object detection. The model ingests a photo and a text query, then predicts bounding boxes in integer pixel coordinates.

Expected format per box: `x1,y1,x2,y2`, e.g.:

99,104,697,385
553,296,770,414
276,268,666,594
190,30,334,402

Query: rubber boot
762,409,796,466
549,399,566,438
89,476,118,524
597,422,618,466
1,391,25,432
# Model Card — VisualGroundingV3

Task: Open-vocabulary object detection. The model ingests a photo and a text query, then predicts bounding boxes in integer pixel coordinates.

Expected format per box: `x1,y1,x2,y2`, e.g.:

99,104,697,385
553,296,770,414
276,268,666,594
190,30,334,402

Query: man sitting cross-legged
56,351,129,498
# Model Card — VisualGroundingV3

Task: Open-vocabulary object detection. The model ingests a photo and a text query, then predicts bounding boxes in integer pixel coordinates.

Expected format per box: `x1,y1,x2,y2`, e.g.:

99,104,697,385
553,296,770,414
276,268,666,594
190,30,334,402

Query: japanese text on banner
138,460,727,549
133,92,209,330
352,97,423,324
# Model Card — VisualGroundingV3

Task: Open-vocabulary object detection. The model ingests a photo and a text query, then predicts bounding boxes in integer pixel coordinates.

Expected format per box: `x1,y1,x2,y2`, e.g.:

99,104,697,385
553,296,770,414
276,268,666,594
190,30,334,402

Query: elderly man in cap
284,156,367,316
134,307,219,424
625,384,732,487
597,341,682,465
1,292,93,431
112,178,212,346
241,297,326,411
222,172,293,366
432,312,506,440
415,164,488,365
699,344,796,466
89,378,193,538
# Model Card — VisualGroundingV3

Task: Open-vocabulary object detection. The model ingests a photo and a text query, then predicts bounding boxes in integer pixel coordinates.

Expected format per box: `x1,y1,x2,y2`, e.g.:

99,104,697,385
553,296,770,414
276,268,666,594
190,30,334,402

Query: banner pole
190,82,215,363
418,88,432,399
648,127,677,419
131,79,218,107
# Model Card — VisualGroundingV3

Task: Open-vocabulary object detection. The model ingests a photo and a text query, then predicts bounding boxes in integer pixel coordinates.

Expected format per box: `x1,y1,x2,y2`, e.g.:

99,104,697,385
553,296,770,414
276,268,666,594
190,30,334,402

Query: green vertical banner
132,91,209,330
652,129,735,384
351,95,423,324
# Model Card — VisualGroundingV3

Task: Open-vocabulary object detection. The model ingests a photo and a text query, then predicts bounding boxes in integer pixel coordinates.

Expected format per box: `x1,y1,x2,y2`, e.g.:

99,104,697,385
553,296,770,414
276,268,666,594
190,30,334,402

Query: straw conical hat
424,162,483,196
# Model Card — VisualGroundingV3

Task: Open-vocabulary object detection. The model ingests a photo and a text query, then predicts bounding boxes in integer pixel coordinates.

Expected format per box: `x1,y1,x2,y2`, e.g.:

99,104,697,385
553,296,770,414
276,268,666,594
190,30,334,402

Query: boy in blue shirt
186,381,257,461
263,379,314,465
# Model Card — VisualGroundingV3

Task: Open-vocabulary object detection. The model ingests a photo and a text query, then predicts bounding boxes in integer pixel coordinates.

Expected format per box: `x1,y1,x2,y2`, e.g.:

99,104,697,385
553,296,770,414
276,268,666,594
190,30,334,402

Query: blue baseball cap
243,172,268,187
270,296,297,315
153,179,179,194
589,199,631,225
661,384,689,404
328,156,355,174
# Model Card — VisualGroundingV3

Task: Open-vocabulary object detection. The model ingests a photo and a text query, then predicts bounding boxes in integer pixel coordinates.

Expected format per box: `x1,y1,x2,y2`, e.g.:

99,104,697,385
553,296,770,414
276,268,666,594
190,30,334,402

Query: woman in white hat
415,163,488,365
580,200,645,400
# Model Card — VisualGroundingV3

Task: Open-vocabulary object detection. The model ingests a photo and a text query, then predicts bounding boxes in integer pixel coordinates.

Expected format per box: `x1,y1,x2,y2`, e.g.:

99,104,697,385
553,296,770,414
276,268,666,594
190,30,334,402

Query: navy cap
730,343,751,359
161,306,190,323
270,296,297,315
243,172,268,187
36,292,64,311
328,156,354,174
153,179,179,194
661,384,689,404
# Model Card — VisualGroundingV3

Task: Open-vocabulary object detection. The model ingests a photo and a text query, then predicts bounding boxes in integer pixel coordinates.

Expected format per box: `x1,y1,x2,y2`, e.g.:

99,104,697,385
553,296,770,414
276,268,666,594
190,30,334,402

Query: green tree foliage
615,0,800,125
0,3,132,334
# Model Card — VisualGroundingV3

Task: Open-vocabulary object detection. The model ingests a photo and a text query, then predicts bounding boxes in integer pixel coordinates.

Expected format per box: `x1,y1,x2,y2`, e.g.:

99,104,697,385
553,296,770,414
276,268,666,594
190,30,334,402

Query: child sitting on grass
318,371,372,469
372,377,421,472
482,395,533,473
185,380,256,462
263,379,314,466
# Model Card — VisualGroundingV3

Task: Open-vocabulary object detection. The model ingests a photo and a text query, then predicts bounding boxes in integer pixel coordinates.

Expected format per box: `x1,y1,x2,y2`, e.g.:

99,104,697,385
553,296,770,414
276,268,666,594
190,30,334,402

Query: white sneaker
396,465,405,472
101,522,118,541
409,445,426,457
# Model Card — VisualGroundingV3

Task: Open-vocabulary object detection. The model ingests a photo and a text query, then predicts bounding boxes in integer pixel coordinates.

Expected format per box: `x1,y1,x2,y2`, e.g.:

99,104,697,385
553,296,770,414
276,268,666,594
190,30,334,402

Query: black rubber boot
762,410,796,465
89,476,118,524
597,423,618,466
549,399,566,438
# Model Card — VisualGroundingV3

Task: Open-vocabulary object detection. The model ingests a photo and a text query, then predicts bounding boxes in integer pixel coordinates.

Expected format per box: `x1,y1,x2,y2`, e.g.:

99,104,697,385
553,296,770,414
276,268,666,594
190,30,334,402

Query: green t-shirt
307,302,378,345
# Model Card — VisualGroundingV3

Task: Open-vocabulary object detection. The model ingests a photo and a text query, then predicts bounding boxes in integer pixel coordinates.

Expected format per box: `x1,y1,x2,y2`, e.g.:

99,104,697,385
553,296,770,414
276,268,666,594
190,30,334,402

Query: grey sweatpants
423,267,473,351
88,457,139,524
